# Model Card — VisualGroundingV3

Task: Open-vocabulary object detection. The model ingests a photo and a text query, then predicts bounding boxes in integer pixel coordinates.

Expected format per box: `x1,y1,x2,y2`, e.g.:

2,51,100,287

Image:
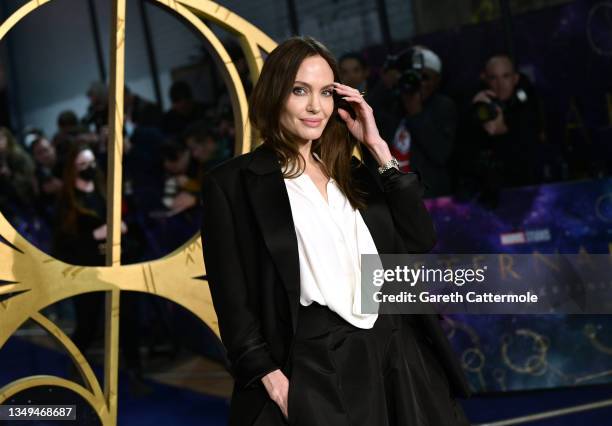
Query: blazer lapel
242,148,397,332
243,145,301,331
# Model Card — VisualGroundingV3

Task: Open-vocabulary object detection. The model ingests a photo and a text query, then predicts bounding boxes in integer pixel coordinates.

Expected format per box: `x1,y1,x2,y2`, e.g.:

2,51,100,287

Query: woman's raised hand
333,82,383,150
334,82,393,166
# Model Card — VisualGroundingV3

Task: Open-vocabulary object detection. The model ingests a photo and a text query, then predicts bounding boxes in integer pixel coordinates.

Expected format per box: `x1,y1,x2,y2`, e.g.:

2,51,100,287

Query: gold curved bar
106,0,126,267
0,1,280,424
0,375,110,424
103,289,120,421
174,0,277,52
154,0,254,155
0,0,52,40
176,0,276,84
0,0,279,346
104,1,127,419
30,312,104,402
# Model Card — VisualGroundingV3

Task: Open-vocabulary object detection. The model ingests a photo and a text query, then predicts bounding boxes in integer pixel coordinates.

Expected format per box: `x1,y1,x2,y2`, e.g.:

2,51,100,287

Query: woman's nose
307,95,321,113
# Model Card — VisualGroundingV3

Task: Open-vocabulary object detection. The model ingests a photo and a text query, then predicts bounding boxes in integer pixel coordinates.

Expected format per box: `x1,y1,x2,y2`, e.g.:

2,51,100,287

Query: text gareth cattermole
372,265,487,287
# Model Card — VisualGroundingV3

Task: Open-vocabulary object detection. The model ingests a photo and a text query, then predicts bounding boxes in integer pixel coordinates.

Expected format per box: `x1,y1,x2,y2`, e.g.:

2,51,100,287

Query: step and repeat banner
424,178,612,392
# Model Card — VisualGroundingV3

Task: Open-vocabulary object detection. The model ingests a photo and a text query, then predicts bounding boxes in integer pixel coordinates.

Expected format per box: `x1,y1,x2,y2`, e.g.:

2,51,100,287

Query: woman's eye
292,87,306,95
322,89,333,97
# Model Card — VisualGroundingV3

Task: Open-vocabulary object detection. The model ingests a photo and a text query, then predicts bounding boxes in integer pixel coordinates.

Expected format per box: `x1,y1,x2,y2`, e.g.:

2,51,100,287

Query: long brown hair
249,36,365,209
57,143,105,234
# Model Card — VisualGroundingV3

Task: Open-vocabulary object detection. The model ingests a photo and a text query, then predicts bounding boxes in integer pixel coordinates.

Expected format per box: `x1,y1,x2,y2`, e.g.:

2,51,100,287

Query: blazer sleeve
377,169,470,397
201,174,279,389
380,168,437,253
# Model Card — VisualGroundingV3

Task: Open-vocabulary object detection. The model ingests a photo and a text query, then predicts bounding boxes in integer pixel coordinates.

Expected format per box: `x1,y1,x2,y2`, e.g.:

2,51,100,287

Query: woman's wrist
366,138,393,167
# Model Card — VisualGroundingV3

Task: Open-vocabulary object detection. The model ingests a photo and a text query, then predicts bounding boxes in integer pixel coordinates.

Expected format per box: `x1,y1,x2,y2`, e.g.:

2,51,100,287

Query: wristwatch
377,157,400,175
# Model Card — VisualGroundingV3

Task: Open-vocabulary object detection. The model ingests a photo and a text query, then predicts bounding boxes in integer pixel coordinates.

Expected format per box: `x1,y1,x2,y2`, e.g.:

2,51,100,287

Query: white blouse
283,165,380,329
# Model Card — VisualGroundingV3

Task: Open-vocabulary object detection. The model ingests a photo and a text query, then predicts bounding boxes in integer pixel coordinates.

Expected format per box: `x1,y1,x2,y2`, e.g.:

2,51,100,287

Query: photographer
466,54,542,197
376,47,456,198
339,52,369,92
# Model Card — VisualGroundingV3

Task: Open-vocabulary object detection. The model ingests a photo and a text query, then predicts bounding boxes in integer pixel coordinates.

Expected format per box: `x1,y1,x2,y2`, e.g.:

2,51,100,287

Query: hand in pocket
261,369,290,419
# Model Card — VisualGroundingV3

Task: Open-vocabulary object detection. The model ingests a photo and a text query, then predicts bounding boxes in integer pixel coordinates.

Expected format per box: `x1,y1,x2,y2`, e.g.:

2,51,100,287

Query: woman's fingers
342,95,364,104
342,95,373,113
337,108,355,124
333,82,361,97
279,379,289,419
281,397,288,419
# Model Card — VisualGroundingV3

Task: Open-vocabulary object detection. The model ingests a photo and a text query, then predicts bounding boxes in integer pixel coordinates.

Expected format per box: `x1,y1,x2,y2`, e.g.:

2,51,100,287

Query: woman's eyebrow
294,80,334,89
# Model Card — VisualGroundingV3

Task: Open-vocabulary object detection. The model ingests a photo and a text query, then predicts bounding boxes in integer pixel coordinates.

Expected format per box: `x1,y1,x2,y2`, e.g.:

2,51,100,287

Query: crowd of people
339,48,552,204
1,44,599,258
0,41,605,394
2,42,602,262
0,78,235,389
0,79,233,257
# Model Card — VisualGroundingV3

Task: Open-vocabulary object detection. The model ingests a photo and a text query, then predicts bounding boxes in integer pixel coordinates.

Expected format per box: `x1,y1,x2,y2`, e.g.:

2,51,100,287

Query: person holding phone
201,36,470,426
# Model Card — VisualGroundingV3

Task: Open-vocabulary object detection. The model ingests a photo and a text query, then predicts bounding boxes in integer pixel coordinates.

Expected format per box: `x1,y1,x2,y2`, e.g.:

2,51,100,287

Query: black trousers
256,302,469,426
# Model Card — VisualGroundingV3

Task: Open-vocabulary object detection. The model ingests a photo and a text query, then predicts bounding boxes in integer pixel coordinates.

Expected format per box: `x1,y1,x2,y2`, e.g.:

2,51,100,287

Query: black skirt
254,302,469,426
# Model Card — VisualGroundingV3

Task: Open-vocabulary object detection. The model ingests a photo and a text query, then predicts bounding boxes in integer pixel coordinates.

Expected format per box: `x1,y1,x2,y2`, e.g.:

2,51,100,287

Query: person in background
29,132,63,221
455,54,544,206
0,127,37,216
376,47,457,198
30,133,62,194
53,143,110,265
159,140,199,215
338,52,369,92
184,120,230,177
124,86,162,133
162,81,206,138
53,143,144,390
52,110,83,169
82,82,109,133
215,111,236,155
56,110,81,137
367,53,403,116
471,54,542,188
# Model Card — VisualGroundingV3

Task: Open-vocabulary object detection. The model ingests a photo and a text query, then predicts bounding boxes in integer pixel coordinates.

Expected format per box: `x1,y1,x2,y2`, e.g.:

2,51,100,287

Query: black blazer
201,144,470,425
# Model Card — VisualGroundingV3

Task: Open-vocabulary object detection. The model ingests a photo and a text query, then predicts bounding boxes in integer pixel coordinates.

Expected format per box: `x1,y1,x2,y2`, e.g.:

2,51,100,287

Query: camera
384,48,426,95
473,98,505,123
473,89,528,123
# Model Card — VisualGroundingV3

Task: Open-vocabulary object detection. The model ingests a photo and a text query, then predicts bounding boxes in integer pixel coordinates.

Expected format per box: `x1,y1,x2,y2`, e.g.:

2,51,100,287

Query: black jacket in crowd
376,93,457,198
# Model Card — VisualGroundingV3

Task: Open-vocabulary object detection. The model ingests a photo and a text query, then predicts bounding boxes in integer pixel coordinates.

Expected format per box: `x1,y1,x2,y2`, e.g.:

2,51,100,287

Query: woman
201,37,470,426
54,143,109,267
53,143,143,385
